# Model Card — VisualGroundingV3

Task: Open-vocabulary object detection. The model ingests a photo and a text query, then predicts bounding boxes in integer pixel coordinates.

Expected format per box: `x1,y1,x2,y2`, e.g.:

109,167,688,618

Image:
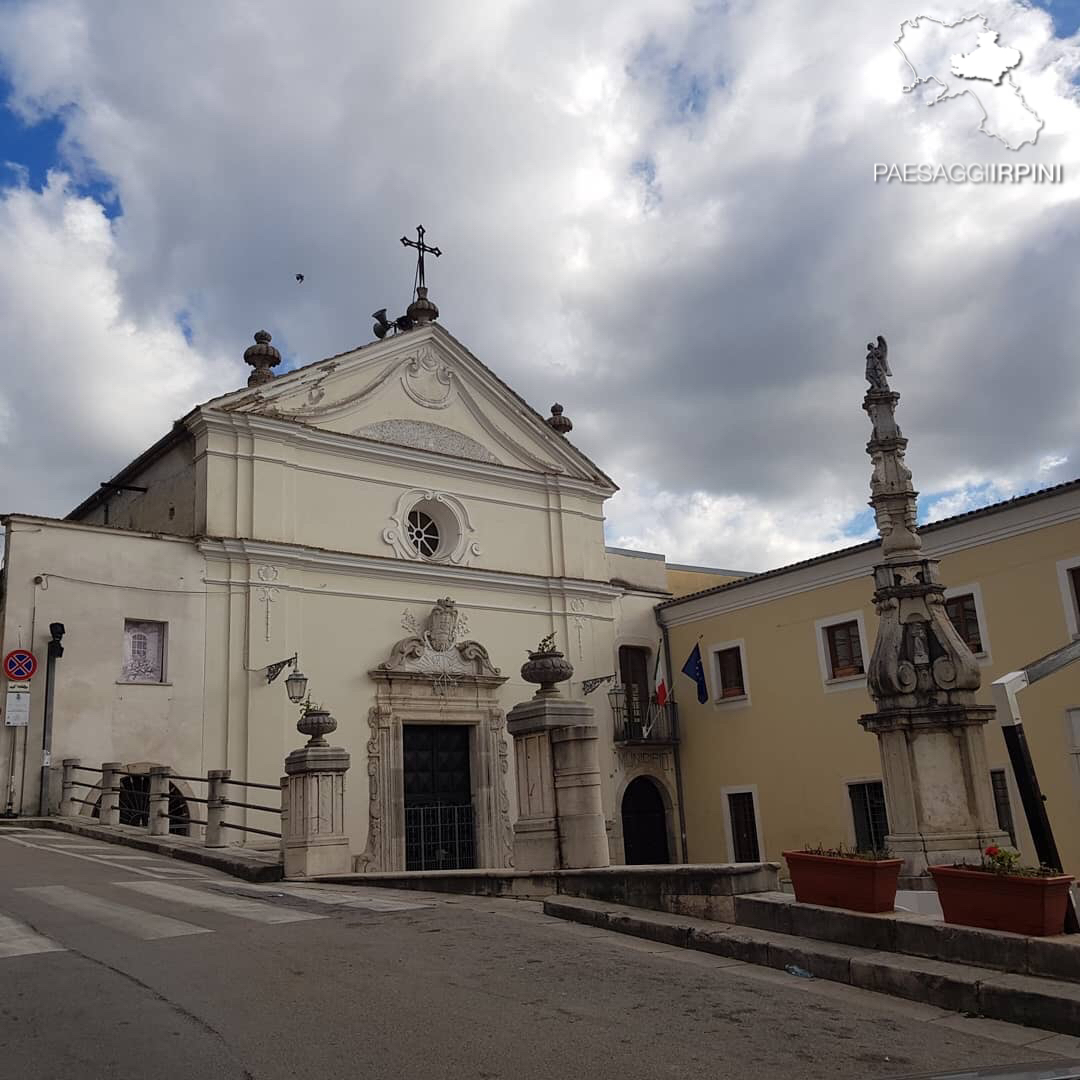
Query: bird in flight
295,273,305,284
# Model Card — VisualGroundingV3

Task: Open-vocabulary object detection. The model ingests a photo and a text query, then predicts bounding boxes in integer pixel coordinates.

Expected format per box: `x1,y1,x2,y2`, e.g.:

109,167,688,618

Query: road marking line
0,834,185,877
271,887,431,911
116,882,325,924
18,885,213,940
0,912,66,958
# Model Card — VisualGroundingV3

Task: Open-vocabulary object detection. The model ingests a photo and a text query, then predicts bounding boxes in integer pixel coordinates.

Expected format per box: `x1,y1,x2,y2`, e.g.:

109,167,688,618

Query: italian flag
654,643,668,706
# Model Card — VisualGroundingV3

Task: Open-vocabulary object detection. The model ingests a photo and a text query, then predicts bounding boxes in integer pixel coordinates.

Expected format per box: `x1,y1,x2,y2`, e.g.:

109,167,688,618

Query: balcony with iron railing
609,685,678,747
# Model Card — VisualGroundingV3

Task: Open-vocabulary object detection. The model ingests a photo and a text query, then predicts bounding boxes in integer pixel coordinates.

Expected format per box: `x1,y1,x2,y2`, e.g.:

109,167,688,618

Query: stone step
543,895,1080,1038
735,892,1080,984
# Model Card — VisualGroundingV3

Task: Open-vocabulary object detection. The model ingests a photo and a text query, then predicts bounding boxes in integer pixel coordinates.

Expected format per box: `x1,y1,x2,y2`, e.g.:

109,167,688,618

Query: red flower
985,845,1000,856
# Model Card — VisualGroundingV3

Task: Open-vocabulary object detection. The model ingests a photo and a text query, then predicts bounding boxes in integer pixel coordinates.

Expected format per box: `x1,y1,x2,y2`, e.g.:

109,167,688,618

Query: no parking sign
3,650,37,680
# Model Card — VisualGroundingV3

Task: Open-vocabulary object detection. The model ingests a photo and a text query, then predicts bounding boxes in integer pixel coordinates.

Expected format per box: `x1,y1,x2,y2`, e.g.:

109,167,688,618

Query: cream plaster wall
0,517,208,815
661,504,1080,877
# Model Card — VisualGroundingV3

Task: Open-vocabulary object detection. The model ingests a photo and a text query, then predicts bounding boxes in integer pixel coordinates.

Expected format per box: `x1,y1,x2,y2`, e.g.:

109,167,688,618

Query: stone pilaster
859,337,1007,878
507,697,610,871
282,745,351,878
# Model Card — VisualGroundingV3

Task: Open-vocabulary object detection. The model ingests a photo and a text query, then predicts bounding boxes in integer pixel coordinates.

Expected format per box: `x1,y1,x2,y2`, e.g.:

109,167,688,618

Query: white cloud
0,0,1077,568
0,172,231,514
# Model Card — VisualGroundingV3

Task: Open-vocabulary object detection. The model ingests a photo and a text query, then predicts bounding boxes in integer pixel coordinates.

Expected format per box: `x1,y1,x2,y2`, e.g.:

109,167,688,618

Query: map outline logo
895,13,1044,151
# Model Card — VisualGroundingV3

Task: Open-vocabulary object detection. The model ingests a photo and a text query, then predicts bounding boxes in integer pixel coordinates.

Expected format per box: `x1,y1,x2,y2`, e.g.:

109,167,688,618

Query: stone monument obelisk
858,336,1007,879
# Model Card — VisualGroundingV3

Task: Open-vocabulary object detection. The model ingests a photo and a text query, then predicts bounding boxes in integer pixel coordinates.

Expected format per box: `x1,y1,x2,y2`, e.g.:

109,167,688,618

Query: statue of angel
865,335,891,391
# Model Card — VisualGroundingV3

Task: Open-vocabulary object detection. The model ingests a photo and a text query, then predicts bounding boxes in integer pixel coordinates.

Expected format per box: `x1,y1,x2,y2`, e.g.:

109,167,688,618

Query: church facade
0,313,728,870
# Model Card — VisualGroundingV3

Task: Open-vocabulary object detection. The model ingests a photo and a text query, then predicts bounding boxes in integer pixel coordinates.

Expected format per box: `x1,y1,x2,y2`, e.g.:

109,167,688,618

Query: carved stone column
506,636,610,871
859,338,1007,878
282,708,351,878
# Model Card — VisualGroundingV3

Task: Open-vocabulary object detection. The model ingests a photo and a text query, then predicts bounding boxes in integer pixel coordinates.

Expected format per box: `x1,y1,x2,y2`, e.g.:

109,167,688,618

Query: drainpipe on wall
657,610,689,863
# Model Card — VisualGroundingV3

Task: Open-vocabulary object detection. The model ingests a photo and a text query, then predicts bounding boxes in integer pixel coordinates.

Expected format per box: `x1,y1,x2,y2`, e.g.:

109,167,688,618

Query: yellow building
655,480,1080,879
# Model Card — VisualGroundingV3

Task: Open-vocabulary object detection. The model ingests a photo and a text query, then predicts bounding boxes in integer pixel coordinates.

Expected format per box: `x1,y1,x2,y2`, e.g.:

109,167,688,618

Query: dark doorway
403,724,475,870
93,770,191,835
621,776,670,865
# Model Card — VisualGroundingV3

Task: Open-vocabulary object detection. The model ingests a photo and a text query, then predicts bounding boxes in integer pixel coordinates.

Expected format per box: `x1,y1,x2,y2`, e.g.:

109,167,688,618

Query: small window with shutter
825,620,864,679
714,646,746,699
945,592,984,654
122,620,167,682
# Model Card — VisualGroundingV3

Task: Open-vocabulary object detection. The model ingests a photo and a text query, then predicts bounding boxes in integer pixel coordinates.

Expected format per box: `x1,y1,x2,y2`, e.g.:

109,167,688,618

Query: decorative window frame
720,783,764,864
708,638,750,709
120,618,169,684
382,489,481,566
1056,555,1080,639
943,582,992,666
814,610,869,693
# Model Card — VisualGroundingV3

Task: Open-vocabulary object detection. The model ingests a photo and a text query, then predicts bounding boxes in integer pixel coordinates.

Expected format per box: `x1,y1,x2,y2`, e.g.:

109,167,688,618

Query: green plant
532,631,558,655
799,842,894,861
297,694,325,719
975,845,1058,877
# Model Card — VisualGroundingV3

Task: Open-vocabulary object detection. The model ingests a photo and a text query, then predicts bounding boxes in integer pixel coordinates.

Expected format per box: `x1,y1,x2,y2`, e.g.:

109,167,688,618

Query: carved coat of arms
380,598,500,678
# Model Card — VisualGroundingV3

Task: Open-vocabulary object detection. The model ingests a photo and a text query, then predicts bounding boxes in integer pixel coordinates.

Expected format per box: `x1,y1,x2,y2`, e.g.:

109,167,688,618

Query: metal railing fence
58,759,283,848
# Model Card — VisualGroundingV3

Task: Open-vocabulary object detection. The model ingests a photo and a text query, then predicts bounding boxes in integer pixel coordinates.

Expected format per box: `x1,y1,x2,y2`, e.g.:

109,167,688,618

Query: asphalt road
0,827,1067,1080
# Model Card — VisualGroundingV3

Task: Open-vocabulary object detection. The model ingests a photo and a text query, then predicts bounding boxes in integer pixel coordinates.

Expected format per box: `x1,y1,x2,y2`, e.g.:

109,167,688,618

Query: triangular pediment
202,325,614,488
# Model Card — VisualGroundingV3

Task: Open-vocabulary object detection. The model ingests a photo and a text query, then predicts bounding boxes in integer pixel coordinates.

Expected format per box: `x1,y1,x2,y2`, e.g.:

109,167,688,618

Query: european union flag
681,643,708,704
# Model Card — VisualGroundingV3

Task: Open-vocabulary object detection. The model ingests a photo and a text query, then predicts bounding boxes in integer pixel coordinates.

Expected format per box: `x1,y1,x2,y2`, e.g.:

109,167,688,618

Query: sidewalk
544,894,1080,1039
0,817,283,882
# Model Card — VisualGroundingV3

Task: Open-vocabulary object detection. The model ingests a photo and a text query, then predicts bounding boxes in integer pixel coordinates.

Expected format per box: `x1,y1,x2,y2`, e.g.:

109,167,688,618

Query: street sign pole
37,625,64,817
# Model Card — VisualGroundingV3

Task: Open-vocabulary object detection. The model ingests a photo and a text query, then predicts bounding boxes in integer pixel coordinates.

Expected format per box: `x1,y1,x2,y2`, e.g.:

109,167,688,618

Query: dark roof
658,477,1080,610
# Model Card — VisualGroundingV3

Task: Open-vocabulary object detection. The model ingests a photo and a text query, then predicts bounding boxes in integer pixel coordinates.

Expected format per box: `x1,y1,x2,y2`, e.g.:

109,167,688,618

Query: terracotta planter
784,850,902,913
930,865,1074,937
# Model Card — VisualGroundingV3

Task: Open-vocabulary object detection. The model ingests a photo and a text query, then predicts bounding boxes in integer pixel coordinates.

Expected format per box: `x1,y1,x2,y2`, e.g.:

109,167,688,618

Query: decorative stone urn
297,707,337,747
520,633,573,698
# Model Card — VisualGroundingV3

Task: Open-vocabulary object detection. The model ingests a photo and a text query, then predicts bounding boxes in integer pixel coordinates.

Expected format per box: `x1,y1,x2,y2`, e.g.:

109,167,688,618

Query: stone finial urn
520,633,573,698
298,706,337,747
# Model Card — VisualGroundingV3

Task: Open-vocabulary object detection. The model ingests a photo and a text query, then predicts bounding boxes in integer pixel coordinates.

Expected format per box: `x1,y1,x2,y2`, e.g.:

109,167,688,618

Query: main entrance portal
621,776,670,865
403,724,475,870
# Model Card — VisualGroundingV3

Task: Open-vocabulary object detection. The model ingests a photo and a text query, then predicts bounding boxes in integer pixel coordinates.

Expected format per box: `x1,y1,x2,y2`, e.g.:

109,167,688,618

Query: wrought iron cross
400,225,441,290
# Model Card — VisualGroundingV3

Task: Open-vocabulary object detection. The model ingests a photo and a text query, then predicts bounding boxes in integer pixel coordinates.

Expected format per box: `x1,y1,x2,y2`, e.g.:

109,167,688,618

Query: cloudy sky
1,0,1078,573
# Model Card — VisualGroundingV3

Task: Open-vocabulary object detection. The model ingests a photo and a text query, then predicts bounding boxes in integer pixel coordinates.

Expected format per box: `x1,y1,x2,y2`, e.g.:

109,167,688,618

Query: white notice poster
4,687,30,727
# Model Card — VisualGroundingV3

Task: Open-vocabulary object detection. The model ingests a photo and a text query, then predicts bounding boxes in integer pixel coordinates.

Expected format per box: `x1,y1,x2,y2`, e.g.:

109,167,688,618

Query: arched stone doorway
621,775,670,865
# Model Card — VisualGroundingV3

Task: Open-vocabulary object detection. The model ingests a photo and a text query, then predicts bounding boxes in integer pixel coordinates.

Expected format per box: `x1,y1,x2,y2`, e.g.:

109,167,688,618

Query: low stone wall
319,862,781,915
556,864,780,923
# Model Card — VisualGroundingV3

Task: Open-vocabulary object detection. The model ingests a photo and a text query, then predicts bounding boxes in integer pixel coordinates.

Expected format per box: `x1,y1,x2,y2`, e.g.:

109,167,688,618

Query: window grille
406,509,440,557
990,769,1016,846
849,780,889,852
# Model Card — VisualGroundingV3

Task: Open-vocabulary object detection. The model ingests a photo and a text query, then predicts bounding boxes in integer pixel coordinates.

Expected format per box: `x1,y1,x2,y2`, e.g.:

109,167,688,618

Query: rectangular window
618,645,651,726
945,593,983,654
848,781,889,852
715,646,745,699
825,621,864,679
122,619,166,682
727,791,760,862
990,768,1016,847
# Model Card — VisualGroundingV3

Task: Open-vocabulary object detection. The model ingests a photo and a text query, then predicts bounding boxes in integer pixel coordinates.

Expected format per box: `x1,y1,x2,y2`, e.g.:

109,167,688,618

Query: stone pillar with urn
282,703,351,878
858,336,1007,879
506,633,610,871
